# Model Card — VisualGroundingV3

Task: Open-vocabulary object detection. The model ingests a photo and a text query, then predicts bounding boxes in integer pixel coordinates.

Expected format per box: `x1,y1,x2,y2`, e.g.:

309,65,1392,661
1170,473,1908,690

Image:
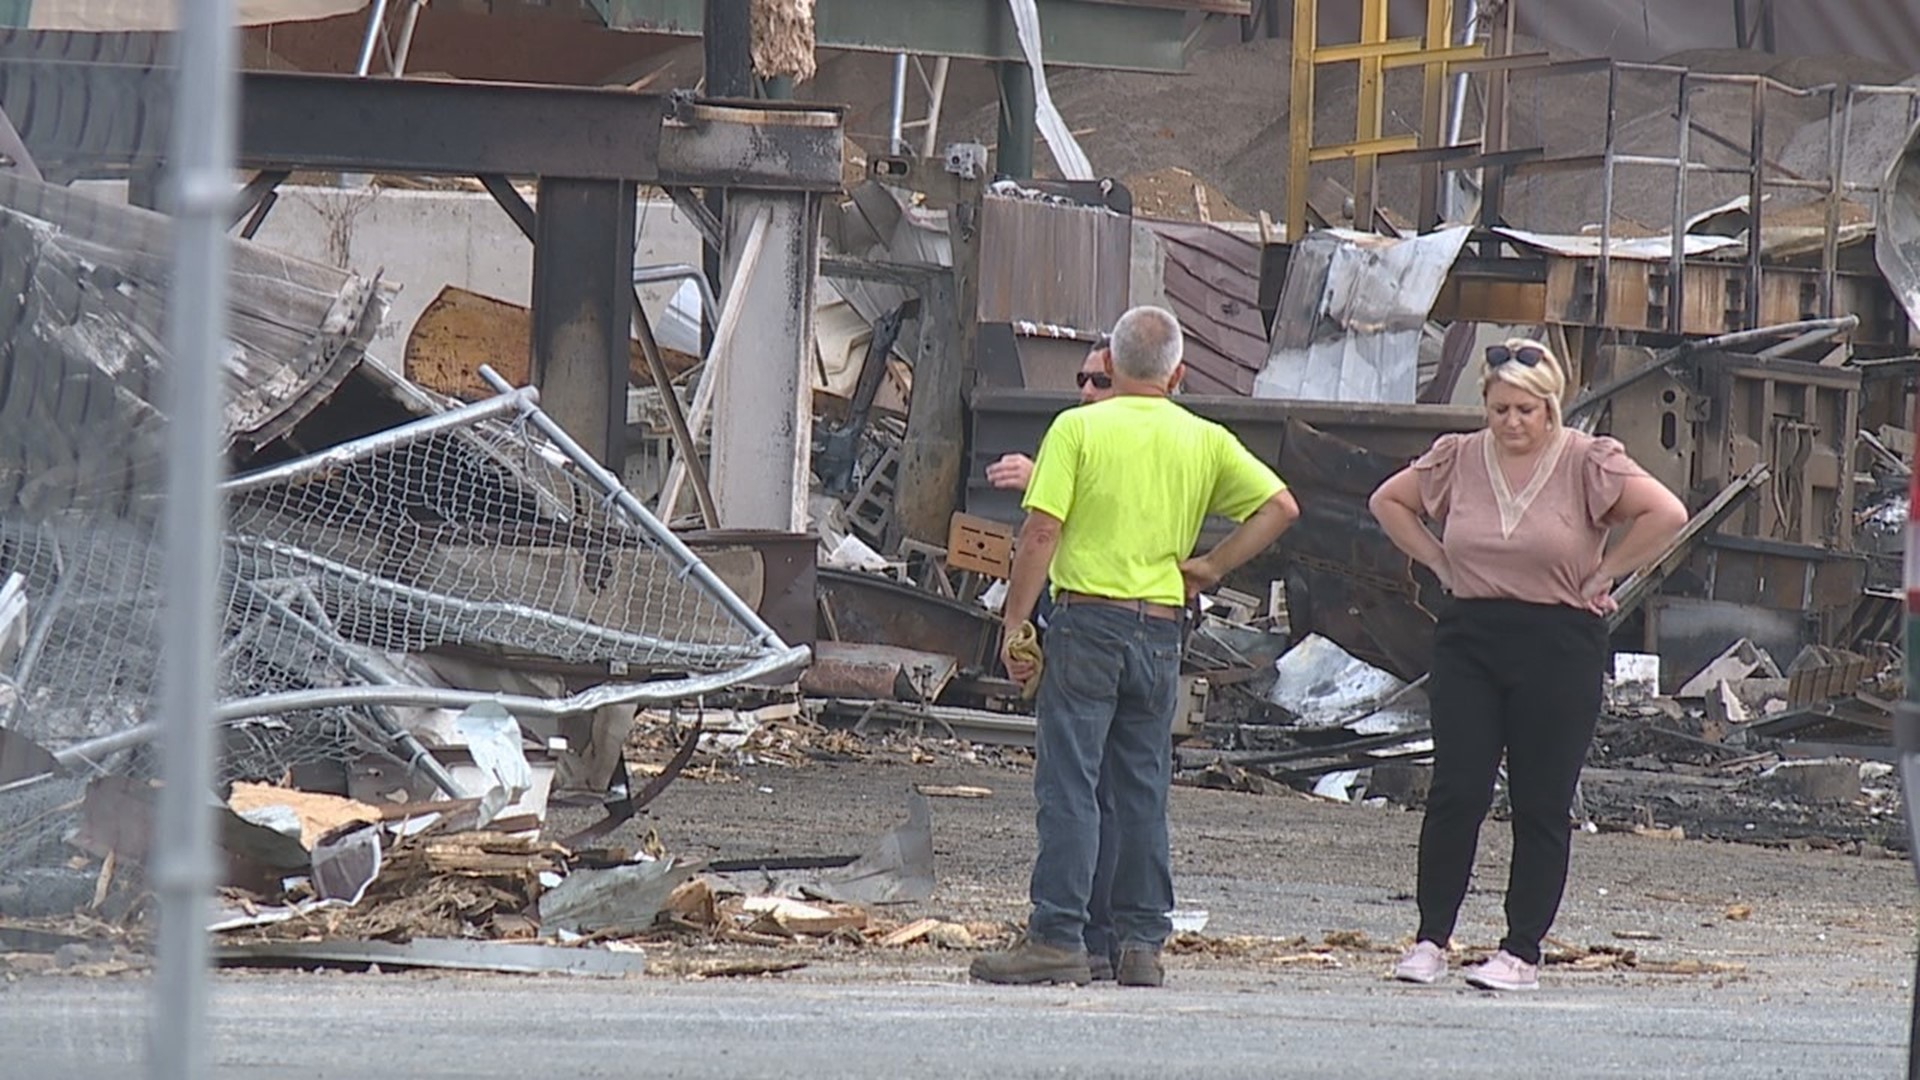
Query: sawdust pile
751,0,817,83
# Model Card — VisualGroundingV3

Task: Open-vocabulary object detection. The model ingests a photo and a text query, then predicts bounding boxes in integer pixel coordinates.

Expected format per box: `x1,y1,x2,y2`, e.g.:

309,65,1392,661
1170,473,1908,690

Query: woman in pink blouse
1368,338,1687,992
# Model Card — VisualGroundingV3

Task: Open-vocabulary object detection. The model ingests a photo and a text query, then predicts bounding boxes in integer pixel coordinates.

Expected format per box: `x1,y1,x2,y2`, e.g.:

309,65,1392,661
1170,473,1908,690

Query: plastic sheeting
1006,0,1093,180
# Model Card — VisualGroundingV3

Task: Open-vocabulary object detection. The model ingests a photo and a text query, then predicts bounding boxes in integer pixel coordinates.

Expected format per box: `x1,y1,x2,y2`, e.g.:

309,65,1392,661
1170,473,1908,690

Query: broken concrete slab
1609,653,1661,707
1676,639,1781,699
1746,759,1864,804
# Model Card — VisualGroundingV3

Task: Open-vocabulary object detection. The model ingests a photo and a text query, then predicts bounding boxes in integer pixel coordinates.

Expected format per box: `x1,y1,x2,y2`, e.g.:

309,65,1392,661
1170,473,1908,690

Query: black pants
1414,599,1608,965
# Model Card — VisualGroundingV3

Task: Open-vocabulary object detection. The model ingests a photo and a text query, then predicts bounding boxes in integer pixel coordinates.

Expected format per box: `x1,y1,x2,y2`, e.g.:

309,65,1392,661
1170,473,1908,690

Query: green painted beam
590,0,1205,73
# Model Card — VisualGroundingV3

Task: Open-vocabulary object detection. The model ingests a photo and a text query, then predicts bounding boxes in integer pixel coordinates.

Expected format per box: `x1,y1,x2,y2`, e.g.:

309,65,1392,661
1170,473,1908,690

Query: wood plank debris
741,896,868,936
912,784,993,799
875,917,943,947
228,782,383,850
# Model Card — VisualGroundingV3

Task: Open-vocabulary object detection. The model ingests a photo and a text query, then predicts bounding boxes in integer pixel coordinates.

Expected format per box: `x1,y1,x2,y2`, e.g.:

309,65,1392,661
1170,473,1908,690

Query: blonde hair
1479,337,1566,425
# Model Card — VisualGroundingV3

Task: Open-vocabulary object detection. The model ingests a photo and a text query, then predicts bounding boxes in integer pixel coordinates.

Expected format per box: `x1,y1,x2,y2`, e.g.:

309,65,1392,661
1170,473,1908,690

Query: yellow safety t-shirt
1021,395,1286,608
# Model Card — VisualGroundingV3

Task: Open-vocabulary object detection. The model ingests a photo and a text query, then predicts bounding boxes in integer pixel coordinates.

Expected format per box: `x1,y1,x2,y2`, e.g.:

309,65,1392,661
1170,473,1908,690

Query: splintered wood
1543,940,1747,977
1165,932,1345,967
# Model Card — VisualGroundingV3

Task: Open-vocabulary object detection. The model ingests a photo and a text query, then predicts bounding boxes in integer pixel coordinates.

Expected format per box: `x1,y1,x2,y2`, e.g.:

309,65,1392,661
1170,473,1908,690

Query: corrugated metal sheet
1142,219,1267,396
1254,227,1470,404
976,193,1129,332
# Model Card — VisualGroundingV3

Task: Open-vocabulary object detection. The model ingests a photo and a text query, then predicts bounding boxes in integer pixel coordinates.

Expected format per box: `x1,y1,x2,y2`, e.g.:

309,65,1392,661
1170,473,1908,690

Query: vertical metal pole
1285,0,1317,240
1448,0,1478,146
152,0,236,1075
922,56,952,158
1598,65,1619,327
996,60,1036,179
701,0,754,355
1821,86,1847,319
390,0,424,78
1443,0,1478,223
1900,395,1920,1080
354,0,391,77
1417,0,1456,230
889,53,909,154
709,192,820,532
529,178,638,468
1747,79,1766,330
1669,73,1691,335
1353,0,1387,229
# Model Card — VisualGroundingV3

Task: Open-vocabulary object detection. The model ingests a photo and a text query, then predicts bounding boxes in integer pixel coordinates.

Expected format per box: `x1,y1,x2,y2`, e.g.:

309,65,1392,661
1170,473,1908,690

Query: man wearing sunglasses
971,306,1298,988
985,335,1117,491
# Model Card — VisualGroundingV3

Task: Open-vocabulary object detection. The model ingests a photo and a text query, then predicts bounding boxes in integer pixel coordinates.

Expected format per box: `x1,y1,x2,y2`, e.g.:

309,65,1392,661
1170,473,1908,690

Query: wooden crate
946,512,1014,579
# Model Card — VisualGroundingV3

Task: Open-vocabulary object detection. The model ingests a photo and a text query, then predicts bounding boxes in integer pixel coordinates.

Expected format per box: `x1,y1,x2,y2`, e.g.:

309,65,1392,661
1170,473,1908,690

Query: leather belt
1055,590,1183,621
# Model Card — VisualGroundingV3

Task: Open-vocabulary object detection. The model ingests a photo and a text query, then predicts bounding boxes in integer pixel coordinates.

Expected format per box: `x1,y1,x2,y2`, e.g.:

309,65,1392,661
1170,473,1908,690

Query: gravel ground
599,751,1917,991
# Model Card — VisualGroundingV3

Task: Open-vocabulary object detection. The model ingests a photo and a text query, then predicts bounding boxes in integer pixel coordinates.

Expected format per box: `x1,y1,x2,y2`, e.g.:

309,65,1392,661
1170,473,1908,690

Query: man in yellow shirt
969,306,1299,987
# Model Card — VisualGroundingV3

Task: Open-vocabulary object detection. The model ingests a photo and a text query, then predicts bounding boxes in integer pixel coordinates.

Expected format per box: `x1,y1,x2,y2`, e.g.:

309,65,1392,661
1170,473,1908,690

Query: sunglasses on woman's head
1075,371,1113,389
1486,344,1548,368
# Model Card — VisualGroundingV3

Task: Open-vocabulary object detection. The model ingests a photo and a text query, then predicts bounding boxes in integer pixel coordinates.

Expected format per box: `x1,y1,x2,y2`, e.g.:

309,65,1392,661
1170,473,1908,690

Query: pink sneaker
1392,940,1447,984
1464,950,1539,992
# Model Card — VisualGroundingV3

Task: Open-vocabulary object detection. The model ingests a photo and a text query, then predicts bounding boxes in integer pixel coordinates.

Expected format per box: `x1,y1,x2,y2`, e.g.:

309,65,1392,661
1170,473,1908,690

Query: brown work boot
1089,951,1116,982
968,937,1092,986
1115,946,1165,988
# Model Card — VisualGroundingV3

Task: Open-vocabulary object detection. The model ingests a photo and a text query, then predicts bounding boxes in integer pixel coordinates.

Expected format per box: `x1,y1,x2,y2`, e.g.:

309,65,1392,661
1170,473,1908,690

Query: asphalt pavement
3,962,1907,1079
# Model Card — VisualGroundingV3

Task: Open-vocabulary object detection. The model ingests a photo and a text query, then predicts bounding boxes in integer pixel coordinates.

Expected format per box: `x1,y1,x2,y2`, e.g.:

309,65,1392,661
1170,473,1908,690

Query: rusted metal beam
801,641,961,704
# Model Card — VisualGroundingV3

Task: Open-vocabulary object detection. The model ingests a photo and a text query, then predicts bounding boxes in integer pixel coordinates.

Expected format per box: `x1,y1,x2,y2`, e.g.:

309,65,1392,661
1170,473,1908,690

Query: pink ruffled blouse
1413,428,1649,609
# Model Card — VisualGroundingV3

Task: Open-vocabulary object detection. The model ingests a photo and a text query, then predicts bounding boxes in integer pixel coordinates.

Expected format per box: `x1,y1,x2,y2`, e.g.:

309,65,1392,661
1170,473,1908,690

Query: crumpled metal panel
1879,116,1920,336
1254,227,1470,404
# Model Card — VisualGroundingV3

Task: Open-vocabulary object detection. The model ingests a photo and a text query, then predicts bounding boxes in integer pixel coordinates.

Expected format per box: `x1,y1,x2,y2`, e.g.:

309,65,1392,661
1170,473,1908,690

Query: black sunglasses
1486,344,1548,368
1075,371,1113,390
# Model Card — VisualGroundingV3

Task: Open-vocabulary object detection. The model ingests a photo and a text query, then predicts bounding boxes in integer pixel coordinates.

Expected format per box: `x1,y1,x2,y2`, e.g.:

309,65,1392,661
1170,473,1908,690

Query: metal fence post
150,2,238,1077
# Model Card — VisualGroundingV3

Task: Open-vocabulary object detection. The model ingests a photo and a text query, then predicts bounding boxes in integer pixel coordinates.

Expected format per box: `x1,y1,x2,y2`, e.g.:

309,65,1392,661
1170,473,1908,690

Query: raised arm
1178,489,1300,597
1581,474,1688,612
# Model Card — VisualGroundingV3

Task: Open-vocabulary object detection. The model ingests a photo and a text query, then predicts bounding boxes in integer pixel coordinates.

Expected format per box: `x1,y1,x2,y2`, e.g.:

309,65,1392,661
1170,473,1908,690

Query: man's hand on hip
1177,555,1222,599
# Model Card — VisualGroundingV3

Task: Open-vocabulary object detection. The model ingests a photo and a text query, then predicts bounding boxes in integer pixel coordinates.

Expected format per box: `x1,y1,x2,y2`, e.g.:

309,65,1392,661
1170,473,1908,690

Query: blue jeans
1027,603,1182,952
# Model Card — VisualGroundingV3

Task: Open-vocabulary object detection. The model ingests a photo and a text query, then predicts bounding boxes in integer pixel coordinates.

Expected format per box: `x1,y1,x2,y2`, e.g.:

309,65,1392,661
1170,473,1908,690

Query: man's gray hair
1108,306,1183,381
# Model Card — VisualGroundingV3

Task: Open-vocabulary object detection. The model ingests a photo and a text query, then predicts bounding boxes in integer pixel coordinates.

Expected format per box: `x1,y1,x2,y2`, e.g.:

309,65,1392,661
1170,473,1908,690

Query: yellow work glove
1005,619,1044,700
